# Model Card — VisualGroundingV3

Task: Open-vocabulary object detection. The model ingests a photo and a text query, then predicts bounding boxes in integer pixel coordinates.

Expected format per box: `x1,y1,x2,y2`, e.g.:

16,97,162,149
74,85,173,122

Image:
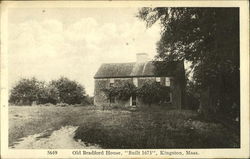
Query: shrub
37,84,60,105
56,102,69,107
50,77,86,105
81,95,94,106
185,80,200,110
115,81,137,100
9,77,44,105
137,82,171,106
102,81,136,101
9,77,89,106
186,92,200,110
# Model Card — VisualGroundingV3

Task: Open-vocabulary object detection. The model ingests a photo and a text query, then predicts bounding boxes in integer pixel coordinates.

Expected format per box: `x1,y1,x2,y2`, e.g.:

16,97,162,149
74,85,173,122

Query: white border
1,1,249,158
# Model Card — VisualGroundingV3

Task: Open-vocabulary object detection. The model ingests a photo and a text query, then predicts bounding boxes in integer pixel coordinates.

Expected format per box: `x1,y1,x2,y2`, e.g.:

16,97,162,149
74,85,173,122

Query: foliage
82,95,94,105
102,80,170,106
50,77,86,105
115,81,137,100
137,8,240,114
102,81,137,101
185,80,200,110
9,77,87,105
9,77,44,105
153,61,178,76
9,106,239,148
36,84,60,105
73,107,238,148
137,82,170,106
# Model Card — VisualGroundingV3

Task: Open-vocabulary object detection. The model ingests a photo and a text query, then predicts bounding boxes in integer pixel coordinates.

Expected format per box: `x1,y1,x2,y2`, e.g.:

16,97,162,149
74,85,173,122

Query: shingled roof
94,61,182,79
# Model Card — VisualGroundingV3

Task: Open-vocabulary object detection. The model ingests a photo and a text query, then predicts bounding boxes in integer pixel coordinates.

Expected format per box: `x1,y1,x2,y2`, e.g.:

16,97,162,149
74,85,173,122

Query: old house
94,53,185,109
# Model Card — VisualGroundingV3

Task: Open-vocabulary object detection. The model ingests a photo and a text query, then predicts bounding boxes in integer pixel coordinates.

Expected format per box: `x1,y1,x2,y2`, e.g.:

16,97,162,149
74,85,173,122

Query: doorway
132,94,136,106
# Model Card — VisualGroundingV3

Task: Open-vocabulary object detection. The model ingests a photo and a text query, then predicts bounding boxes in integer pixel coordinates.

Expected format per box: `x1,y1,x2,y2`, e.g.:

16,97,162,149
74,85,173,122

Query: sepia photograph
1,1,249,159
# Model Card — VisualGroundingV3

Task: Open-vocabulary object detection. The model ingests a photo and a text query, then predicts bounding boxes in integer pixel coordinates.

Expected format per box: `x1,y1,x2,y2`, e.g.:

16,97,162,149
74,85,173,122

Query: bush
185,80,200,110
56,102,69,107
102,81,171,107
37,84,60,105
115,81,137,100
186,92,199,110
9,77,44,105
102,81,136,101
137,82,171,106
9,77,89,106
49,77,86,105
81,95,94,105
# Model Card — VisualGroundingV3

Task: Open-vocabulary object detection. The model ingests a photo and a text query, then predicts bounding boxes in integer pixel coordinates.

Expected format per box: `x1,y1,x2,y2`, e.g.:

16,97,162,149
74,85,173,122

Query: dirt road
12,125,100,149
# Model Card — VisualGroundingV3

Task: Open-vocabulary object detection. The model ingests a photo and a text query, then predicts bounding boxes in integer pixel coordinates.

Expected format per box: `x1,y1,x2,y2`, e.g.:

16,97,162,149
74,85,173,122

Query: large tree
137,8,239,116
9,77,44,105
36,83,60,105
9,77,87,105
50,77,86,105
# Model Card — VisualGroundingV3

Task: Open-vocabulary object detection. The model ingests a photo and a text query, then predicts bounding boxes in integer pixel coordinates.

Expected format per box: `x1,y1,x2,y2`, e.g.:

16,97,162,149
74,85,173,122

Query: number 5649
47,150,58,155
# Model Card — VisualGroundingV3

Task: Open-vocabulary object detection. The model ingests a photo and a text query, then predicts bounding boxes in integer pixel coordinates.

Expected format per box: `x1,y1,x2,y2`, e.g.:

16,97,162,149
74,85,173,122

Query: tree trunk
199,87,211,118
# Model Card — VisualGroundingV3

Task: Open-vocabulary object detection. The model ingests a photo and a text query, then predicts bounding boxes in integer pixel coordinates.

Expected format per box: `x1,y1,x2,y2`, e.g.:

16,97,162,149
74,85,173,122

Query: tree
50,77,86,105
137,8,239,116
185,80,200,110
102,81,136,102
115,81,137,101
9,77,88,106
36,83,60,105
137,82,170,106
9,77,44,105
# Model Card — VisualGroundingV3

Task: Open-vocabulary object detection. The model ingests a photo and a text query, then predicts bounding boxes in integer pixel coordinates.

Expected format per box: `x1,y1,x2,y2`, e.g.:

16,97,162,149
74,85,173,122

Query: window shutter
110,78,114,83
156,77,161,82
133,78,138,87
165,77,170,86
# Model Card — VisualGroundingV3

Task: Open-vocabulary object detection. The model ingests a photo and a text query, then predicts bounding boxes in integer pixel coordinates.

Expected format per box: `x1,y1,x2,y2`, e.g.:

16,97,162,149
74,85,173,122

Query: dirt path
11,126,101,149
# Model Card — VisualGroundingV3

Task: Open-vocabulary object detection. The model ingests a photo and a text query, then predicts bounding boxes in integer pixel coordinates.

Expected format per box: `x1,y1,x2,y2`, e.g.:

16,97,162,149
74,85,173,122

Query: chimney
136,53,149,63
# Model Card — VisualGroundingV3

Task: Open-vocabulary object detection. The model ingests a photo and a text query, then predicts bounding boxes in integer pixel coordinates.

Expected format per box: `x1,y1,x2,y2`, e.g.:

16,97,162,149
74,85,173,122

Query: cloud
65,18,101,44
8,14,160,95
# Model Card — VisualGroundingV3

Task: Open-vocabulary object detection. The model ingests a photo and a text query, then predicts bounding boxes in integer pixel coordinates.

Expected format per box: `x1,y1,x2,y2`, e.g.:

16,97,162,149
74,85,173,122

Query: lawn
9,105,239,148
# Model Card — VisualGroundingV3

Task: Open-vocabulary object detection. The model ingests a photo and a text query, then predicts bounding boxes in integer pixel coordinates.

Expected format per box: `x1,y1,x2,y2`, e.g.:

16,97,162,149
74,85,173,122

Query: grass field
9,105,240,149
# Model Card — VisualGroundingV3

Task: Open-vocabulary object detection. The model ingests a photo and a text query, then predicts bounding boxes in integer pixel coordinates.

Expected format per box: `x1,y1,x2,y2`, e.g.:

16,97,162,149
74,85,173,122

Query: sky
8,8,161,96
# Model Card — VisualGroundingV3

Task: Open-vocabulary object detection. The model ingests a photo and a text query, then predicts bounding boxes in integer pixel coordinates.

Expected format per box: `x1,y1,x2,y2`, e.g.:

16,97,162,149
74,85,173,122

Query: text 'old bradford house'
94,53,185,109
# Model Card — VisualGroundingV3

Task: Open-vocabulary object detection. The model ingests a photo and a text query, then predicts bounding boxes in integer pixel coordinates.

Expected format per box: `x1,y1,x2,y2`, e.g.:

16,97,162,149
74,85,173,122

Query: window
130,95,137,106
133,78,138,87
110,78,114,83
110,78,114,87
156,77,161,83
132,94,136,106
165,77,170,86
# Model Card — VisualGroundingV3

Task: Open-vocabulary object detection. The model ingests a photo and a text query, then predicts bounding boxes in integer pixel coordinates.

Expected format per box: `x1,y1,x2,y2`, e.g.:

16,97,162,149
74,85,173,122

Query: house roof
94,61,184,79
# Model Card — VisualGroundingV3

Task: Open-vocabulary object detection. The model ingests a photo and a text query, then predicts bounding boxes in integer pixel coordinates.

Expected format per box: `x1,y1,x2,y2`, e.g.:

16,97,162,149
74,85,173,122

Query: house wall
94,78,132,107
94,79,110,106
94,77,183,109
